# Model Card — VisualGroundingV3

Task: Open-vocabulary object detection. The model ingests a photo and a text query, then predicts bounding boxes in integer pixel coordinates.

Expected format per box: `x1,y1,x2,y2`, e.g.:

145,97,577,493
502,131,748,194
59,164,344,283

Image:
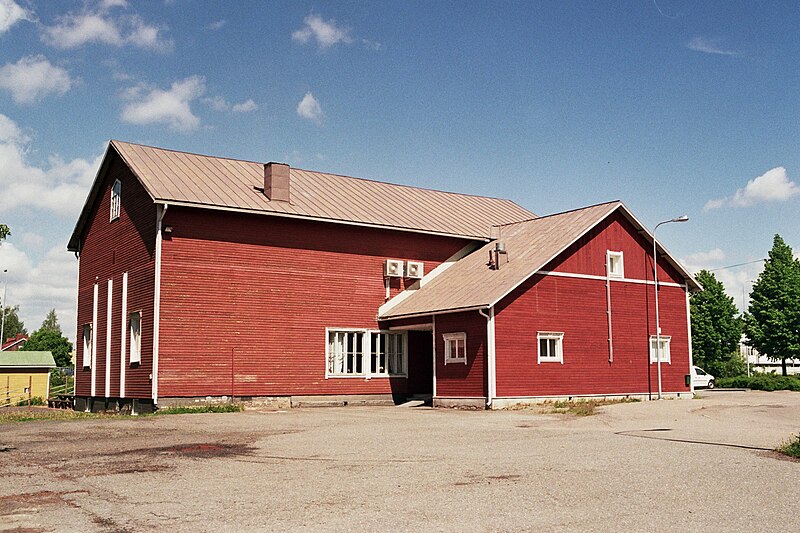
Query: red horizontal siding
494,273,690,398
75,152,156,399
158,207,468,397
548,210,687,286
435,311,487,398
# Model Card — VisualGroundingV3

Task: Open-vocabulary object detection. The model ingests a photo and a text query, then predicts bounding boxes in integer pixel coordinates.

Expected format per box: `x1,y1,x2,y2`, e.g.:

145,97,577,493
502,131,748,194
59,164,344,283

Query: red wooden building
69,141,699,412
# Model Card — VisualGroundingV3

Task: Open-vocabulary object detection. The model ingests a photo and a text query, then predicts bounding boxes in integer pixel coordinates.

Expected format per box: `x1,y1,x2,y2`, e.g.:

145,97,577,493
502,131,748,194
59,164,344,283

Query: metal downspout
152,203,168,406
479,307,496,408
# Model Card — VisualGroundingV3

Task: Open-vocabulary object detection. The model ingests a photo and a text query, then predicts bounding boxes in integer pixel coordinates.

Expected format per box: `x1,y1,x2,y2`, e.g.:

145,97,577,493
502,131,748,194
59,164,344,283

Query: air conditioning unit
406,261,424,279
385,259,404,277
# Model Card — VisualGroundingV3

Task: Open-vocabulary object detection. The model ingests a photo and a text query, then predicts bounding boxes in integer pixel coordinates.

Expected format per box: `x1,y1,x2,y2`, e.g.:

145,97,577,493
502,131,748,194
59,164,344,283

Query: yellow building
1,351,56,407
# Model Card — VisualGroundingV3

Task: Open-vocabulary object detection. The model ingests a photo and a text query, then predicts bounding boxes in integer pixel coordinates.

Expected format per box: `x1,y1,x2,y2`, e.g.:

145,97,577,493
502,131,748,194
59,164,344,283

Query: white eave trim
380,304,490,321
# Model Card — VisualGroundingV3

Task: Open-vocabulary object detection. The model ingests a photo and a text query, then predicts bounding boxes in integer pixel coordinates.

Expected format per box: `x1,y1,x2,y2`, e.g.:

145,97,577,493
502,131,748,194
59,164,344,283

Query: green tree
1,305,26,344
745,234,800,376
690,270,743,377
40,308,62,335
0,224,9,241
21,329,74,368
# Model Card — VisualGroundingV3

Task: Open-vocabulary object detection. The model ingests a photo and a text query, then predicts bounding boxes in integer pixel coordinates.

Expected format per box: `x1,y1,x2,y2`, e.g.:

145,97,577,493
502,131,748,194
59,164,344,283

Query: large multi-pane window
327,329,407,377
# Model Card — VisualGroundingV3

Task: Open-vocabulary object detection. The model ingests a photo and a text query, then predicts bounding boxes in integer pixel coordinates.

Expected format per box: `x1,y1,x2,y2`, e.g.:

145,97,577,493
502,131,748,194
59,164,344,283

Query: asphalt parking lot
1,390,798,532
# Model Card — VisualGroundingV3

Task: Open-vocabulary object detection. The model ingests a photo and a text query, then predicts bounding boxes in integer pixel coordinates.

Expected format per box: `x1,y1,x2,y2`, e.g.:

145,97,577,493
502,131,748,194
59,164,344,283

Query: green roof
0,351,56,368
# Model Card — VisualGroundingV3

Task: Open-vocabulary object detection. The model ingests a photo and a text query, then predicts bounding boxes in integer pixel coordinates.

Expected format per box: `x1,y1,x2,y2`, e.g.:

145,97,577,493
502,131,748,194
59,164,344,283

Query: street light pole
654,216,688,400
0,269,7,350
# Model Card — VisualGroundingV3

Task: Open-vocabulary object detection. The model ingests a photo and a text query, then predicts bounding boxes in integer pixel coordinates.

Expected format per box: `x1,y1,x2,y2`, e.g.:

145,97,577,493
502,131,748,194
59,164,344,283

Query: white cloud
687,37,739,56
681,248,726,271
0,114,102,218
203,95,258,113
0,0,30,34
203,95,229,111
704,167,800,210
0,242,80,344
296,92,323,124
292,13,352,49
0,55,74,105
207,19,226,30
232,99,258,113
121,76,205,132
41,6,173,52
99,0,128,9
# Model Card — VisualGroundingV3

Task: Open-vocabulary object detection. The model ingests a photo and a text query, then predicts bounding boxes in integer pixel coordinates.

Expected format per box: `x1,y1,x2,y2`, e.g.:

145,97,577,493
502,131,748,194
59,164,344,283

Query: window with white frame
443,332,467,365
607,250,624,278
110,179,121,221
649,335,671,363
82,324,92,368
129,312,142,364
537,332,564,364
371,332,406,376
327,329,408,377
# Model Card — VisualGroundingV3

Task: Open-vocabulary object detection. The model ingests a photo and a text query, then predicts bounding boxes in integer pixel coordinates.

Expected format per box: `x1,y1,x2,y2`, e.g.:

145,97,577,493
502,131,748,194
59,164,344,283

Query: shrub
717,373,800,391
154,404,244,415
778,434,800,459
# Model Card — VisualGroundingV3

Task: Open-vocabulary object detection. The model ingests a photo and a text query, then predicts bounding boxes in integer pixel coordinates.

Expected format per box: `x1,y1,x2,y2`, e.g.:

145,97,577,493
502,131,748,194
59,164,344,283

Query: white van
692,366,715,389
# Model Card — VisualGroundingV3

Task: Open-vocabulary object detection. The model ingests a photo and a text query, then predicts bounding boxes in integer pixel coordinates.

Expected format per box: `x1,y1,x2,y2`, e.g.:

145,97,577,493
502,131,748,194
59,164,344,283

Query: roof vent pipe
264,162,291,202
489,241,508,270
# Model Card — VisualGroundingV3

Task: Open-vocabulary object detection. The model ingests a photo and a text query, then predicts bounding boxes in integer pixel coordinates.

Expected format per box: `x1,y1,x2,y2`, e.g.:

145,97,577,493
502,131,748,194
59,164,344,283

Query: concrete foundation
490,391,693,410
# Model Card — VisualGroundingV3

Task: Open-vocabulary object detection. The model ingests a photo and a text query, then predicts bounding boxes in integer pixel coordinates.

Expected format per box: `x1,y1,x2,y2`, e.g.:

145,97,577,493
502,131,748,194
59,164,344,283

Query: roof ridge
111,140,534,208
492,200,620,229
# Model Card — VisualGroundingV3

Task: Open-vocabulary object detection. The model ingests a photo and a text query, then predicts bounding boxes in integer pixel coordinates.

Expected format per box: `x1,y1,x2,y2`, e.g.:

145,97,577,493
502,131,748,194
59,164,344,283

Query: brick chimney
264,162,290,202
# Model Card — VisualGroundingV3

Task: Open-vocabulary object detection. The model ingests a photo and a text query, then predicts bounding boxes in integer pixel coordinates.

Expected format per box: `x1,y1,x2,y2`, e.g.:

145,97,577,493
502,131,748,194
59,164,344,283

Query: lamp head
672,215,689,223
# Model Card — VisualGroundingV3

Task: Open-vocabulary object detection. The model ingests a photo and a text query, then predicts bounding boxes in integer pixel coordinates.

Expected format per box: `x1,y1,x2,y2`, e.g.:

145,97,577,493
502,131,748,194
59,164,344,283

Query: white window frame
82,323,92,368
129,311,142,365
443,332,467,365
607,250,624,278
537,332,564,364
110,179,121,221
649,335,671,364
325,328,408,378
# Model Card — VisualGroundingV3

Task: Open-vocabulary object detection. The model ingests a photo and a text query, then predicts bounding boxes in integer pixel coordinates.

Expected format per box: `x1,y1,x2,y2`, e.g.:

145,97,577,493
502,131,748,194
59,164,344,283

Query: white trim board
537,270,685,288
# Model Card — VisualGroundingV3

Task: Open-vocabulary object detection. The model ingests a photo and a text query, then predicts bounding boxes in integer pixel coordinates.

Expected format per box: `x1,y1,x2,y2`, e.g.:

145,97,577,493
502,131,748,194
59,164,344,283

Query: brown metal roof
110,140,535,239
379,201,700,319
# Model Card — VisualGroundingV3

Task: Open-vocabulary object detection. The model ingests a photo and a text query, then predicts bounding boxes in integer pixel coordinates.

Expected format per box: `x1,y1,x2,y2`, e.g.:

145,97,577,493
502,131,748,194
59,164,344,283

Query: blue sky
1,0,798,341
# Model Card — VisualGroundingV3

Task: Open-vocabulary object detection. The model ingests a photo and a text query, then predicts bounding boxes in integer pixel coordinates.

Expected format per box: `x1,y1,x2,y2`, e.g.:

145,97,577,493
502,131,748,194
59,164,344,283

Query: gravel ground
0,390,798,532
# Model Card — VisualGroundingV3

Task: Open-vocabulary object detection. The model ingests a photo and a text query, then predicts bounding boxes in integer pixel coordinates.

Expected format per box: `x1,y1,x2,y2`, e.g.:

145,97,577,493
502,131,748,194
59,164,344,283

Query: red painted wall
75,151,157,399
494,213,691,398
434,311,487,398
548,210,686,285
157,207,469,397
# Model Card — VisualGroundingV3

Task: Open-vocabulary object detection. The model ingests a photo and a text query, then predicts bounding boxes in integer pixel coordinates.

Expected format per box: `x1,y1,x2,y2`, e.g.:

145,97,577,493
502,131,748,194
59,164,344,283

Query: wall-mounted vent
385,259,404,277
406,261,424,279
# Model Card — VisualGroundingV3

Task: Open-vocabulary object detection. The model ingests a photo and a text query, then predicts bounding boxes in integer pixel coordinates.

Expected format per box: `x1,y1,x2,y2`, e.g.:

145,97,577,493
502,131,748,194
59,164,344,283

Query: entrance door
407,330,433,395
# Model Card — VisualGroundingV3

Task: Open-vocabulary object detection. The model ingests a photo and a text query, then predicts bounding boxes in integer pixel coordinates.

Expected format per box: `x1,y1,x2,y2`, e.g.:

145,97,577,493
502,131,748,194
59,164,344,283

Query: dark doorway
407,330,433,395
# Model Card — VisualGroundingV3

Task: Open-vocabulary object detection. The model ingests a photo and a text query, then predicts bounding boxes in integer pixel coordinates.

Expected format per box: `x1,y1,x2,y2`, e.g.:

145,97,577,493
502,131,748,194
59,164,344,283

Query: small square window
129,312,142,364
537,332,564,364
649,336,671,364
443,332,467,365
110,179,121,221
607,251,624,278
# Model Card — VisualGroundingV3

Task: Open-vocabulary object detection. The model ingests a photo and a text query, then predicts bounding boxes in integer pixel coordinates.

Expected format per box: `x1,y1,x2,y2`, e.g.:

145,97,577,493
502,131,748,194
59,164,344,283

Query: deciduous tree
22,329,73,368
690,270,743,377
745,235,800,376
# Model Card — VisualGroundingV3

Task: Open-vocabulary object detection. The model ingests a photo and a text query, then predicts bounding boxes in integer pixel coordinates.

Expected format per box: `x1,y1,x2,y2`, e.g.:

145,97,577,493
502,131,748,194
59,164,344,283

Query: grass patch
536,398,640,416
0,407,106,424
717,373,800,391
154,404,244,415
778,434,800,459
